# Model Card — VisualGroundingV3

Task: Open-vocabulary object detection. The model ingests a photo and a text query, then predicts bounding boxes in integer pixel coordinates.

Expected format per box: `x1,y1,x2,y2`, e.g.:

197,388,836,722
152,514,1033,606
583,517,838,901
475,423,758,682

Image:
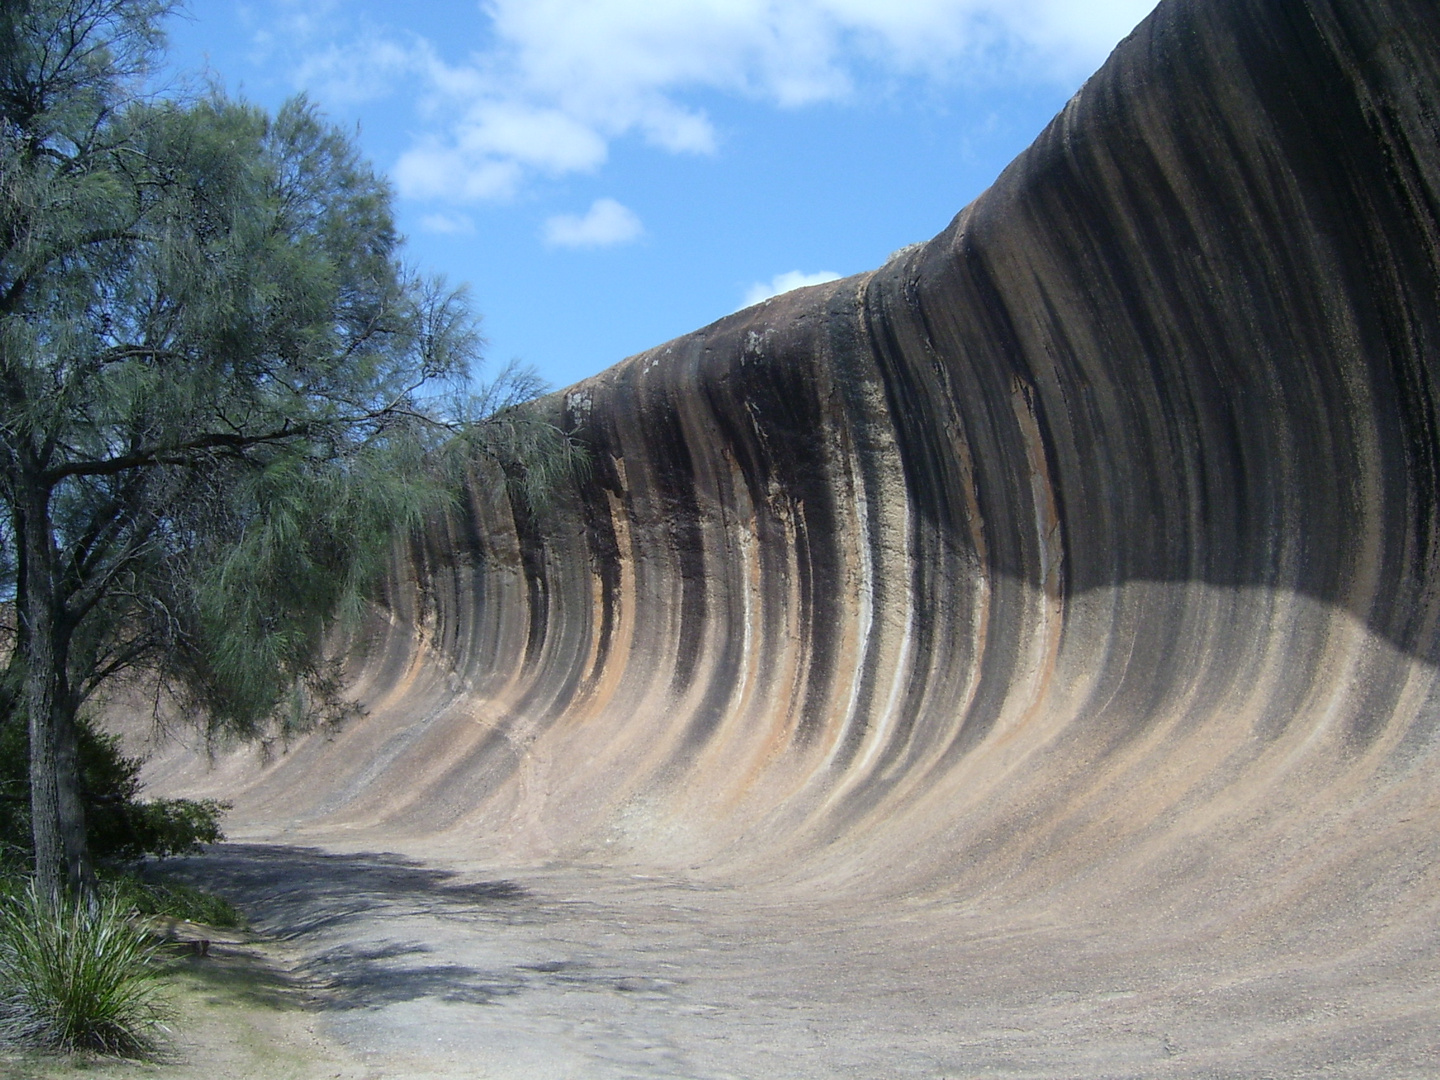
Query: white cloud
543,198,645,249
290,36,423,105
395,142,524,202
418,211,475,236
455,103,610,173
243,0,349,70
267,0,1160,204
742,270,842,308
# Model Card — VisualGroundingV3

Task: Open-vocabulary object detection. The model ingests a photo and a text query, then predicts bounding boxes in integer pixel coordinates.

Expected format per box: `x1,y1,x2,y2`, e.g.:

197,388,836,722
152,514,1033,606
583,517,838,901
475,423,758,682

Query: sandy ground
4,840,1429,1080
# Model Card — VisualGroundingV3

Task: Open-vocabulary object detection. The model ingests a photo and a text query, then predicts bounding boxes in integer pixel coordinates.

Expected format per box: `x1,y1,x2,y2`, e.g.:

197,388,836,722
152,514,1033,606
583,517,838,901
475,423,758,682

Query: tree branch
42,421,314,483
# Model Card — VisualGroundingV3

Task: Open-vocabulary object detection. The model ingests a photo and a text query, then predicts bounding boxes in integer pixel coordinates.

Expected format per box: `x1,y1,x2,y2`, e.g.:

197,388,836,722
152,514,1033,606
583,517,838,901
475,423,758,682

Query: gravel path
141,842,1440,1080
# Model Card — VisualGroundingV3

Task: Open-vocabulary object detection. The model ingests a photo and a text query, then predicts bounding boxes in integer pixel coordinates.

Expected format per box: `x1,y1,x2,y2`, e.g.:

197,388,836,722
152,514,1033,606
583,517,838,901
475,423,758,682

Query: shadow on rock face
365,0,1440,838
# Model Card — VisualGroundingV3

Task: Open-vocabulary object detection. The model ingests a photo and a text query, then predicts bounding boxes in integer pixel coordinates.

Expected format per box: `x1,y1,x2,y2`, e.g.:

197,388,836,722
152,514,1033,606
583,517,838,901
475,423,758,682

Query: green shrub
0,871,242,931
0,712,229,866
104,875,244,930
109,797,230,861
0,882,168,1056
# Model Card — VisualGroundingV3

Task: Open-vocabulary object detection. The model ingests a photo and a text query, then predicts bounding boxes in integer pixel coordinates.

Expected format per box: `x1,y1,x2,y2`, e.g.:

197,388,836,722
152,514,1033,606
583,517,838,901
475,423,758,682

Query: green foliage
0,881,168,1056
0,713,228,867
100,873,243,930
0,0,582,894
113,798,227,861
0,870,244,931
2,85,476,742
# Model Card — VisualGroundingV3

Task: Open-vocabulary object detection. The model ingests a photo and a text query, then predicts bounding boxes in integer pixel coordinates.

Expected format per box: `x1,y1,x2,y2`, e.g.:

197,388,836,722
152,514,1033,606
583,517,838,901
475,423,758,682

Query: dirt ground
2,840,1434,1080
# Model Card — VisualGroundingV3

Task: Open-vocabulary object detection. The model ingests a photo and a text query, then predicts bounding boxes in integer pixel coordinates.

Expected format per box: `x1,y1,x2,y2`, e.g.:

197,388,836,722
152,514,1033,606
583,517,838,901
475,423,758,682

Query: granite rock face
155,0,1440,937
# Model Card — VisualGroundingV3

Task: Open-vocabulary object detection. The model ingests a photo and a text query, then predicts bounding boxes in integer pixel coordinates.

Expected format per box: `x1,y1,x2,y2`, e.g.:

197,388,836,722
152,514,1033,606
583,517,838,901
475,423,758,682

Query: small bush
0,872,242,931
113,797,230,861
0,711,230,865
105,875,244,930
0,883,168,1056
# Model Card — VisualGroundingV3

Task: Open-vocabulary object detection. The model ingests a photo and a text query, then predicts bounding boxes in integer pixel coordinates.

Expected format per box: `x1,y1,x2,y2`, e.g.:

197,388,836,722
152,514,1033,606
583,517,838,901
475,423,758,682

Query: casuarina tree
0,0,557,898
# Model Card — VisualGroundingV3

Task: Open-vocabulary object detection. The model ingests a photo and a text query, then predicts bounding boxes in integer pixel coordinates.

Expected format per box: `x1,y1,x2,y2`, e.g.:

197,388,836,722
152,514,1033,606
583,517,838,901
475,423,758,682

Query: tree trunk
53,693,93,896
16,484,93,899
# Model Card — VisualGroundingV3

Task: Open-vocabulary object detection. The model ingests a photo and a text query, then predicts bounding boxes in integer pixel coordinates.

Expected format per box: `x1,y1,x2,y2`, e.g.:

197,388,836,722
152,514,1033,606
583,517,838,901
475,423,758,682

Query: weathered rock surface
147,0,1440,1072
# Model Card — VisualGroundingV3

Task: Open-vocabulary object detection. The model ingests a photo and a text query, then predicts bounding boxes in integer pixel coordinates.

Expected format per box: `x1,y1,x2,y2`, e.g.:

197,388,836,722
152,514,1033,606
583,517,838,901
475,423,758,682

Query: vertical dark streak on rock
569,396,625,693
639,381,705,697
501,463,550,676
822,293,887,773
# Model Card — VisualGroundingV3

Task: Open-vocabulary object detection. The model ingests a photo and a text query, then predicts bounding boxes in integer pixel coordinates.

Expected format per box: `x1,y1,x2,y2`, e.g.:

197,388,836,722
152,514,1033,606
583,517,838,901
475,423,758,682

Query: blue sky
163,0,1159,391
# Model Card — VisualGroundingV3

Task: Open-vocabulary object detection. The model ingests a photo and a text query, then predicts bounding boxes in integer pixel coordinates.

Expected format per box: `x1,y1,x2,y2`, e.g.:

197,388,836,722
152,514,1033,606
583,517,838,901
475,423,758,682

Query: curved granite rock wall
152,0,1440,936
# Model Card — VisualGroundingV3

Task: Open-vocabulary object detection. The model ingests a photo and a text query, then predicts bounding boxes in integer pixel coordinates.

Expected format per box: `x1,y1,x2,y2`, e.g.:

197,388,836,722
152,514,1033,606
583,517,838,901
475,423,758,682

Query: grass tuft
0,882,169,1057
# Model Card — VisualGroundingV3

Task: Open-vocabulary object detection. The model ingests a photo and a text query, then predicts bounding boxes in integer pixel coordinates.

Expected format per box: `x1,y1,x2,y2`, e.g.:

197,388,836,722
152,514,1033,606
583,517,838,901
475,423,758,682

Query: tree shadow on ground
165,941,313,1013
146,843,529,933
143,843,545,1011
298,941,527,1008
